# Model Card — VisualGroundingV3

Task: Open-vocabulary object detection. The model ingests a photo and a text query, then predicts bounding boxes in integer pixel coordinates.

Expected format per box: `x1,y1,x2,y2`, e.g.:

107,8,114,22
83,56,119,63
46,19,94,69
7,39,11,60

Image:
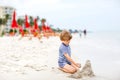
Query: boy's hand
76,63,81,68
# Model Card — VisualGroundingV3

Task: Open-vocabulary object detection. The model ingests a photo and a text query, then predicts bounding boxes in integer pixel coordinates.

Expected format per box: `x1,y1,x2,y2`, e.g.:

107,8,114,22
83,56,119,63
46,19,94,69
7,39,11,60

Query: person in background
83,29,87,36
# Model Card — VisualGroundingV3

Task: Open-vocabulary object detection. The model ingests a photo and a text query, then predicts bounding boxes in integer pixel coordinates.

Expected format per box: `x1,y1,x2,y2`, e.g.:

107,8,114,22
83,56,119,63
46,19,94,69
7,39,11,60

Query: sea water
71,31,120,80
72,31,120,61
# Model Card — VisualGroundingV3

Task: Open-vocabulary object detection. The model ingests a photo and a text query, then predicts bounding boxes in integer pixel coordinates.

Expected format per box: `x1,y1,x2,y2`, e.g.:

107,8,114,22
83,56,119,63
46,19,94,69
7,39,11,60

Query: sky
0,0,120,31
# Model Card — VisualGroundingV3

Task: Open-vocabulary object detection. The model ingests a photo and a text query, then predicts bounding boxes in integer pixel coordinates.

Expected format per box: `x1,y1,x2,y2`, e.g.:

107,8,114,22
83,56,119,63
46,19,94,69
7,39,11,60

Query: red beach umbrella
47,25,53,32
42,24,47,32
46,25,50,31
25,15,30,28
19,25,23,33
41,21,46,32
11,11,18,29
34,18,38,30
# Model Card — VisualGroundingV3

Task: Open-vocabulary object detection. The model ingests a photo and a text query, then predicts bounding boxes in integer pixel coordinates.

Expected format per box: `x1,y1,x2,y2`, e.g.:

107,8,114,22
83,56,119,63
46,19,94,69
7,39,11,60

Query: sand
0,34,120,80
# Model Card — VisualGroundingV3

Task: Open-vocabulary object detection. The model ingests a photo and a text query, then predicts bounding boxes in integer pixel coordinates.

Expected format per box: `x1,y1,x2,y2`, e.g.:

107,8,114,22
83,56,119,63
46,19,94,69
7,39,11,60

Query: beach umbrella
46,25,50,32
42,25,46,32
34,18,39,30
46,24,53,32
41,19,47,32
25,15,30,28
11,11,18,29
19,25,25,36
41,23,47,32
19,25,23,33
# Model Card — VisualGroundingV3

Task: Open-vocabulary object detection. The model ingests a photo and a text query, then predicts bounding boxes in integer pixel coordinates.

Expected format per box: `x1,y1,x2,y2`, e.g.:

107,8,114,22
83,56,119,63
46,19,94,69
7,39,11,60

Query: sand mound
69,60,95,79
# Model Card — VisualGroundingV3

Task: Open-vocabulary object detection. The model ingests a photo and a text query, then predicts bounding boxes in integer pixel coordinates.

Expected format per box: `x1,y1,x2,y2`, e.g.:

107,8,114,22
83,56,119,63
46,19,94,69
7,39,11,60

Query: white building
0,6,16,32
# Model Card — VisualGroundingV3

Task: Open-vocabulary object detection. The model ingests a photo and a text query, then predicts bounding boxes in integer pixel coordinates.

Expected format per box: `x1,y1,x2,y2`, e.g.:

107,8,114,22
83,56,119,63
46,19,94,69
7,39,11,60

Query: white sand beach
0,32,120,80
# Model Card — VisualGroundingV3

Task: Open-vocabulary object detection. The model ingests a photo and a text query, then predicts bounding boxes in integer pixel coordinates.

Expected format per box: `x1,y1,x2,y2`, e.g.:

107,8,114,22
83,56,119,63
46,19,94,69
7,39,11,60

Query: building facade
0,6,15,32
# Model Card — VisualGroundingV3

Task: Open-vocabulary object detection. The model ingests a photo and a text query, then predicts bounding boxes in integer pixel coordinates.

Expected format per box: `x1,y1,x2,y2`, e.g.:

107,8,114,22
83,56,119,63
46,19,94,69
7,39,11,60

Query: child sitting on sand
58,30,81,74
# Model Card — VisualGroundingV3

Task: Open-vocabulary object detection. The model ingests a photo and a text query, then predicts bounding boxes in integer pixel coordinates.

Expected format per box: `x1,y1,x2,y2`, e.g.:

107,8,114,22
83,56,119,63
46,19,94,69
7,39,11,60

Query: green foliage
23,29,28,33
1,31,5,36
29,16,34,26
0,18,2,25
14,29,17,33
9,29,13,33
17,18,24,26
5,14,10,20
41,18,46,23
9,29,18,33
2,19,7,25
0,14,10,25
23,29,26,32
52,28,62,32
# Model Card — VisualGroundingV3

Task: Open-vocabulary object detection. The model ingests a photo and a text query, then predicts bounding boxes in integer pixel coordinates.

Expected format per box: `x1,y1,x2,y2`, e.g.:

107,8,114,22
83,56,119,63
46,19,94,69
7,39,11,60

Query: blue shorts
58,62,71,68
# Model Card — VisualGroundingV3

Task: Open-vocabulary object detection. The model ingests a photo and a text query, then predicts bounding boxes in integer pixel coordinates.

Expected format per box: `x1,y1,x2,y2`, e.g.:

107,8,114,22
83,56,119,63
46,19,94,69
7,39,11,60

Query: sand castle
69,60,95,79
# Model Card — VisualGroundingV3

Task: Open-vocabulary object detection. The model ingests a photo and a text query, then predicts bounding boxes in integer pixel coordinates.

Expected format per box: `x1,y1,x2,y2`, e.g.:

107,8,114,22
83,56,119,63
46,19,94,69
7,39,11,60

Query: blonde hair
60,30,72,41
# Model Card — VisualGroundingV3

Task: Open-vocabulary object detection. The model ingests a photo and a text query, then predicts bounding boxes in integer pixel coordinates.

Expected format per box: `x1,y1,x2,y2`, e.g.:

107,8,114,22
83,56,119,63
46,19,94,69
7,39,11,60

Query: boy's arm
64,53,80,67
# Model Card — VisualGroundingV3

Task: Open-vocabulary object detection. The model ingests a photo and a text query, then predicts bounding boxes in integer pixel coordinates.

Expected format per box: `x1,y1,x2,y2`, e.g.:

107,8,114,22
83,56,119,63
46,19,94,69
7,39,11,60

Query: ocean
71,31,120,80
71,31,120,61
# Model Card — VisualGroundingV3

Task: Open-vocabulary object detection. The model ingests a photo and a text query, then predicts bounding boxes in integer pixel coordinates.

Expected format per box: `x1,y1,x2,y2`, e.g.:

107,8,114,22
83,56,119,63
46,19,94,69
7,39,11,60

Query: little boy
58,30,81,74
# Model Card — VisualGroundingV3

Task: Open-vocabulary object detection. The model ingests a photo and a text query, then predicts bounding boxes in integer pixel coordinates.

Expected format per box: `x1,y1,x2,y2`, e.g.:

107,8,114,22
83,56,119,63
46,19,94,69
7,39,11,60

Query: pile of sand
69,60,95,79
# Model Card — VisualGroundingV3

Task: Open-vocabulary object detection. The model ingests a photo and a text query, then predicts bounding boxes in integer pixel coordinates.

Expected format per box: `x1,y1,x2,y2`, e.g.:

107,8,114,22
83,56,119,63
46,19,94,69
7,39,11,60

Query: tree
3,14,10,25
5,14,10,21
0,14,10,36
0,14,10,25
29,16,34,27
17,18,24,26
41,18,46,23
0,18,2,25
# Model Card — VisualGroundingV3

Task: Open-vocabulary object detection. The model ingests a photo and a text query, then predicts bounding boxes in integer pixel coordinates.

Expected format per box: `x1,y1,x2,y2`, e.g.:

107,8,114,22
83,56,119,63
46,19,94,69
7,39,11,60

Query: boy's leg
60,64,77,74
71,63,81,70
